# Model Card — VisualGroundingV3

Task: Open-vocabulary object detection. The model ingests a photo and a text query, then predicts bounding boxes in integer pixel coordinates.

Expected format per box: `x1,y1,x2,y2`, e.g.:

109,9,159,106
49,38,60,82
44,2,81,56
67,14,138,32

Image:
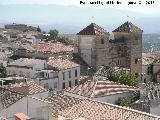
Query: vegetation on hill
45,29,74,45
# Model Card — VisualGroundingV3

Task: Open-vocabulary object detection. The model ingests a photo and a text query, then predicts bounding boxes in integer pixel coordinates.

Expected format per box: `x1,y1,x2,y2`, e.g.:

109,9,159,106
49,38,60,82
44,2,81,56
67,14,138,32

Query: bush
114,71,138,87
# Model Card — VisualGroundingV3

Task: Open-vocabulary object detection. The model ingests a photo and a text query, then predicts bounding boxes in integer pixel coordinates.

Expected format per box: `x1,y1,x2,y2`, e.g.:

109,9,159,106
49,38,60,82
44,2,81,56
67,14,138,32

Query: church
77,21,143,81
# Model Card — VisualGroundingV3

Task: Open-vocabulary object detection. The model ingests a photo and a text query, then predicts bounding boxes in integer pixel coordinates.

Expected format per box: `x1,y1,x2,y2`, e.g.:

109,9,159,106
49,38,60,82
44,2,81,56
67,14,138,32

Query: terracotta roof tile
0,87,25,109
9,80,47,95
48,58,79,70
77,23,107,35
22,43,74,54
65,80,136,97
113,21,143,33
59,99,160,120
45,92,80,118
8,58,46,68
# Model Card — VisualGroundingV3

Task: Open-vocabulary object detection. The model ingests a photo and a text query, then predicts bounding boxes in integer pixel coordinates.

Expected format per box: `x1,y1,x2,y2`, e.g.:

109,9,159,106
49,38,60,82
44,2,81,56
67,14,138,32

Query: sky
0,0,160,33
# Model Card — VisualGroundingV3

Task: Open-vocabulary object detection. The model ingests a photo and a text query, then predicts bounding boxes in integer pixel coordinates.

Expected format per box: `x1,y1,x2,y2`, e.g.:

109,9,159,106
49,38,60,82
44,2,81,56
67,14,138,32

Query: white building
35,70,59,90
6,58,47,78
64,80,137,104
0,86,51,120
38,58,80,90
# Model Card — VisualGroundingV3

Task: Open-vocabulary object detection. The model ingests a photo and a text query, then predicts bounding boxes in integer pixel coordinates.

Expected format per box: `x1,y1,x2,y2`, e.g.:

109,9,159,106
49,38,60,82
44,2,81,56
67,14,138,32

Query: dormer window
101,39,104,44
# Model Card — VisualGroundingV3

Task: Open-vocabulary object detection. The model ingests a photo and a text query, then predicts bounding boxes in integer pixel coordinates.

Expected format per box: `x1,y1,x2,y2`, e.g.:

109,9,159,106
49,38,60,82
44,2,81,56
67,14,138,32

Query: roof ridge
90,80,99,98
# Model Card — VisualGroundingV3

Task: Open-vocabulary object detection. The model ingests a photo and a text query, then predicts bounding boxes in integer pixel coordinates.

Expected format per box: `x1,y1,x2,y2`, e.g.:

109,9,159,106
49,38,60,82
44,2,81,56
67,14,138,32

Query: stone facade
77,22,143,81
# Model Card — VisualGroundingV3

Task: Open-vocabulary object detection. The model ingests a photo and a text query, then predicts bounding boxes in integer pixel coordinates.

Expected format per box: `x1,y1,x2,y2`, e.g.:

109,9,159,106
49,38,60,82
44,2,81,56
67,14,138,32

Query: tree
48,29,59,42
0,64,7,78
37,26,42,32
114,71,138,87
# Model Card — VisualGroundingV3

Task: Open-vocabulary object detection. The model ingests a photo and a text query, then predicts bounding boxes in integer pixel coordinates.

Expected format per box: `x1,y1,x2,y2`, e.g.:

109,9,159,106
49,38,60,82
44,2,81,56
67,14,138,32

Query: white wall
39,78,59,90
6,61,47,78
79,36,93,66
30,91,49,100
0,97,52,120
64,91,132,105
58,66,80,90
94,92,132,104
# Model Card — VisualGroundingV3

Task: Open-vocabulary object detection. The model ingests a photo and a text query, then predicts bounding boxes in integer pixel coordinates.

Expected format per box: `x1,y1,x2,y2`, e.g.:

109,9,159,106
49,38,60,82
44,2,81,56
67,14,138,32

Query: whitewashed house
45,58,80,90
0,86,51,120
6,58,47,78
64,80,137,104
35,70,59,90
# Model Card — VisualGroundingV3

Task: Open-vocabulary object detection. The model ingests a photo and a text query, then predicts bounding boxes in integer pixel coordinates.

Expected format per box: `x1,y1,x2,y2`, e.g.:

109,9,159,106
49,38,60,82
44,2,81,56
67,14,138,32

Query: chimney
15,113,30,120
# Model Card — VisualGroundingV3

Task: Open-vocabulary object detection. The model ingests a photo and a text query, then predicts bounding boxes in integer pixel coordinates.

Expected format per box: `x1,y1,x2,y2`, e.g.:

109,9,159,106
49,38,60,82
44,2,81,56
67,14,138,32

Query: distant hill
60,33,160,53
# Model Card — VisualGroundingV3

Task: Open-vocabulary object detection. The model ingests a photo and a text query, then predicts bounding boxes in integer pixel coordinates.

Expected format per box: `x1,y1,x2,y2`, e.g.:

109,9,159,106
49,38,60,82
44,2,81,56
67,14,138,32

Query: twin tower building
77,21,143,81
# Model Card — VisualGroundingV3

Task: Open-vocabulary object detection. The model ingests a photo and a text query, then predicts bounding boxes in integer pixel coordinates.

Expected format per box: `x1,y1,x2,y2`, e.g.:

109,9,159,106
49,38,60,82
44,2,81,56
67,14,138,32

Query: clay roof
65,80,136,97
8,58,46,68
22,42,74,54
9,80,47,95
59,99,160,120
77,23,107,35
48,58,79,70
15,113,30,120
142,51,160,65
45,92,80,118
113,21,143,33
0,87,25,109
142,57,154,65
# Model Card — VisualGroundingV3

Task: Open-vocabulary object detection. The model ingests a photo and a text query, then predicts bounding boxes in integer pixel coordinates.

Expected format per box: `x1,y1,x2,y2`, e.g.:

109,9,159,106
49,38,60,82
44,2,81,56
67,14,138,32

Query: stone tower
77,21,143,81
112,21,143,81
77,23,110,70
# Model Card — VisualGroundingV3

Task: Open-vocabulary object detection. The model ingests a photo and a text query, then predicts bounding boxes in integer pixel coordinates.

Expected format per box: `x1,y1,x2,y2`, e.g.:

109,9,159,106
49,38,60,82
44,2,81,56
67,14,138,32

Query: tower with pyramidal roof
77,21,143,81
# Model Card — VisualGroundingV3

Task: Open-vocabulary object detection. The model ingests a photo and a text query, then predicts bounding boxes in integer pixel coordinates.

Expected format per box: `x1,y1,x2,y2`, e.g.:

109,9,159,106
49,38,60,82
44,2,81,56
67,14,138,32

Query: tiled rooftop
22,42,74,54
113,21,143,33
142,52,160,65
77,23,107,35
48,58,79,70
65,80,136,97
0,87,25,109
45,92,80,118
8,58,46,68
59,99,160,120
8,80,47,95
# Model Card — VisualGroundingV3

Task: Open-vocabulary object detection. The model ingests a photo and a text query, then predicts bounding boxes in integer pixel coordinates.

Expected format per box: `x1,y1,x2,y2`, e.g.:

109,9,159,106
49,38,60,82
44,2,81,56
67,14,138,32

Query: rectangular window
75,69,77,77
69,70,71,78
62,72,65,80
75,79,78,86
54,82,57,88
62,82,65,89
69,81,71,87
